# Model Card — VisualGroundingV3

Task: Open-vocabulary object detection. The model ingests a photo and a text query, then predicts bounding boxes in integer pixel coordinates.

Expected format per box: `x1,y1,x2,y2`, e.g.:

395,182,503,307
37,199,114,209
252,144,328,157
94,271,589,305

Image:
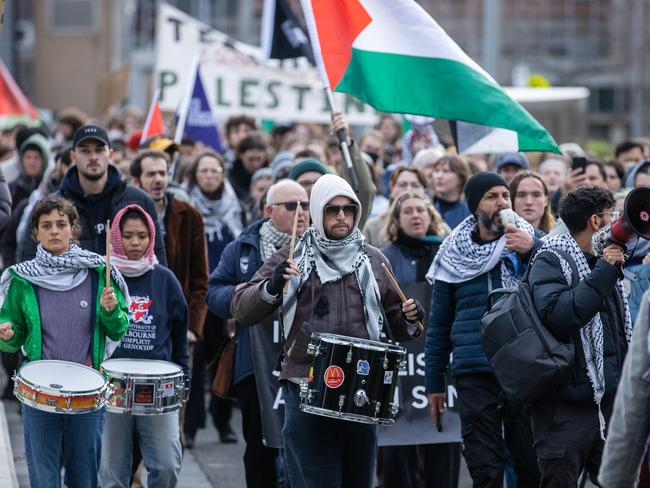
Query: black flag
261,0,315,65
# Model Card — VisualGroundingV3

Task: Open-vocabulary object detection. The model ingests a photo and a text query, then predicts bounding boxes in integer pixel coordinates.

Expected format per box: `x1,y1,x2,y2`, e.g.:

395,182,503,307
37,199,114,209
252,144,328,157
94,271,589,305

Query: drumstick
381,262,424,332
284,202,301,293
105,219,111,288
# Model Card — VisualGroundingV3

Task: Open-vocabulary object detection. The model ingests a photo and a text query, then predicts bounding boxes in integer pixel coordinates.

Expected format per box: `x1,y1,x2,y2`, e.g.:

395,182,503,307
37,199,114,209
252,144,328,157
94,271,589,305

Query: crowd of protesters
2,104,650,487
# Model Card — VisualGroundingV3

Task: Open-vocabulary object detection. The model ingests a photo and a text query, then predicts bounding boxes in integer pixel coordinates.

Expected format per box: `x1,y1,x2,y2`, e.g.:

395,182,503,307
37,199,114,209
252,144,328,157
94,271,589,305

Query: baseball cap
493,152,529,171
73,125,111,148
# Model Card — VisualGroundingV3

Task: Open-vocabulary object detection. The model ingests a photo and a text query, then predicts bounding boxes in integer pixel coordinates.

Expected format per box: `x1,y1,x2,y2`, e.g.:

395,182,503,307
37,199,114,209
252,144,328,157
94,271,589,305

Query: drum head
312,332,405,354
19,360,105,392
102,358,181,375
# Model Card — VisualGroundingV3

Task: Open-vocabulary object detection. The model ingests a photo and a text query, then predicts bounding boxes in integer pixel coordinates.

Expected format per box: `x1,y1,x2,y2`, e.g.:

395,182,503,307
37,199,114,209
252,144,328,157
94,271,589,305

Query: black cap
72,125,110,148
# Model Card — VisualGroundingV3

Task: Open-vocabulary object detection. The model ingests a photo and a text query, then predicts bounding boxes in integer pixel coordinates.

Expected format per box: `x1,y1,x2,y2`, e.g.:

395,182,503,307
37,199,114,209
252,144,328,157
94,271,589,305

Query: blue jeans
22,404,105,488
282,382,377,488
99,411,182,488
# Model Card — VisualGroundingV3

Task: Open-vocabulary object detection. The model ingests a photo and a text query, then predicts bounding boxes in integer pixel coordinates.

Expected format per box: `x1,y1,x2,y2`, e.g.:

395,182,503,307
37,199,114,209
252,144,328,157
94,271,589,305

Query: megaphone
592,187,650,255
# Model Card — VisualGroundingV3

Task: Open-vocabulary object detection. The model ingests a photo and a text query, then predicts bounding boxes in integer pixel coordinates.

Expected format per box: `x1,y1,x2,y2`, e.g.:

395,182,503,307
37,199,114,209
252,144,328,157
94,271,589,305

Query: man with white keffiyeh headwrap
231,174,422,488
424,171,541,487
526,187,631,487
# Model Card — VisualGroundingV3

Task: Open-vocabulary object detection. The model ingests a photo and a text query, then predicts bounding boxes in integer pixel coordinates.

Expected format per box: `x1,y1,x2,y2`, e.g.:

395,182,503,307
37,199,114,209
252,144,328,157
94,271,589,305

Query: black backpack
480,249,577,404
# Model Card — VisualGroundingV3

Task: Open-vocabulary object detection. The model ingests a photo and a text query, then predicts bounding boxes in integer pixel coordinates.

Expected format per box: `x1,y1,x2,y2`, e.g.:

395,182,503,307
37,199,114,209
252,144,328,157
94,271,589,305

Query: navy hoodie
112,265,190,376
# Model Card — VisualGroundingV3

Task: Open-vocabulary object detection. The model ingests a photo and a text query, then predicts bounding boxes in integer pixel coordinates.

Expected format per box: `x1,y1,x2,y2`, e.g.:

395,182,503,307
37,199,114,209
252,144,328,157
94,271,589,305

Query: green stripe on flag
336,48,559,152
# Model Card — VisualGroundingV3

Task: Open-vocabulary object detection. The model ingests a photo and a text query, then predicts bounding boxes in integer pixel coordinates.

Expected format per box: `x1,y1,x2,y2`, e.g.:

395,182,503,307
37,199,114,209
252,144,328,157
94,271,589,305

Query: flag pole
299,0,359,191
323,87,359,192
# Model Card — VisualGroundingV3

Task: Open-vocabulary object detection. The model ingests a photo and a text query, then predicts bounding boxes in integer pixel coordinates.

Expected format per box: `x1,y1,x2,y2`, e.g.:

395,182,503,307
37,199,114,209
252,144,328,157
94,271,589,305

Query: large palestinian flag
300,0,559,153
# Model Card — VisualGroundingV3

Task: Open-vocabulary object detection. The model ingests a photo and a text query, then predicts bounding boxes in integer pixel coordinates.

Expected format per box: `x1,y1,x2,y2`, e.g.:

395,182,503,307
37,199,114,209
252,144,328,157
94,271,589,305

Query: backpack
480,248,578,405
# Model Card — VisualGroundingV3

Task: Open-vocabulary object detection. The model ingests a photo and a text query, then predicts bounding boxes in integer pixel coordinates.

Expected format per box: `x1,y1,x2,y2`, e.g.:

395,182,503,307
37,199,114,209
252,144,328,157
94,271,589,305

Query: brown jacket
231,243,417,380
164,195,209,338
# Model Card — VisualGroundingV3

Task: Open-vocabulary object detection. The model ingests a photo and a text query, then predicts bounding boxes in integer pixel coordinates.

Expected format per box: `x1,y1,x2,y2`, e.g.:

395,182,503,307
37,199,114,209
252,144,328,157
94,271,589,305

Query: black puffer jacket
528,250,628,402
18,165,167,265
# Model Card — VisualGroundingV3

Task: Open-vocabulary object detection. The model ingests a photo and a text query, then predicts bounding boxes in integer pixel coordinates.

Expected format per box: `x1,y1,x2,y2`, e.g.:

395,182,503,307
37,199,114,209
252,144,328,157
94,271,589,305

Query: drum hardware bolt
361,379,366,385
299,382,315,402
389,402,399,416
338,395,345,413
346,348,353,363
354,389,369,407
374,402,381,415
398,360,407,370
383,358,389,369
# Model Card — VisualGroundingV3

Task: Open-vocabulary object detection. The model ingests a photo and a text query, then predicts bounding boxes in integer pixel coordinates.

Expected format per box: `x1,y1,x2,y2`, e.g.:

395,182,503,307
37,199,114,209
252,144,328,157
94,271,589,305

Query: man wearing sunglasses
231,174,423,488
205,179,309,488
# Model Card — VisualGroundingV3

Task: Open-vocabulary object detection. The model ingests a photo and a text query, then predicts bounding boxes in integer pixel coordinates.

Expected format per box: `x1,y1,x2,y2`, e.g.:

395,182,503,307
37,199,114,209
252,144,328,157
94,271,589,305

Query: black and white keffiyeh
536,233,632,439
280,227,383,342
425,214,535,287
0,244,129,305
190,182,243,240
259,220,291,263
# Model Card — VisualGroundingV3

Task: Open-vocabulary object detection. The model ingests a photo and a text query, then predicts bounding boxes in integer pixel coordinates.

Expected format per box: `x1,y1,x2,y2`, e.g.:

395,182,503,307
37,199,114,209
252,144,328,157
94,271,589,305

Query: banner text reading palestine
158,73,368,115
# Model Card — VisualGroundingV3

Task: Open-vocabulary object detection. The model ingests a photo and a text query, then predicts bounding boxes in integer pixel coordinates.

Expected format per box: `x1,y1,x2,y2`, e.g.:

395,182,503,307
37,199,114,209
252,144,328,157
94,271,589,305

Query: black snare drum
299,332,406,424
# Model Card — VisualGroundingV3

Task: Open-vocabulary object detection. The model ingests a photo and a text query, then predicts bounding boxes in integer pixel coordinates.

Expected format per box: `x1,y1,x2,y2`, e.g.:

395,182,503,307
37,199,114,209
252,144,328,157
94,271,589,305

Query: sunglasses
272,201,309,211
324,204,358,217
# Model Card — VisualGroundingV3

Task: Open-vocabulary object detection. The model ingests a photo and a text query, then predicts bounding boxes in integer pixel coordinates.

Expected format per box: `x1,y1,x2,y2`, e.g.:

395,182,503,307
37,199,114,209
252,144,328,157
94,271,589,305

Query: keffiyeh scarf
0,244,129,308
537,233,632,439
281,227,383,342
425,214,535,288
259,220,291,263
191,183,243,240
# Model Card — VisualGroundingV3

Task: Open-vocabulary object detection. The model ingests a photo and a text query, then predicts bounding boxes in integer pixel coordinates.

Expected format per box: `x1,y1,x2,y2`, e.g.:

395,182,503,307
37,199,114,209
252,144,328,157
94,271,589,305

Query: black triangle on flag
261,0,316,65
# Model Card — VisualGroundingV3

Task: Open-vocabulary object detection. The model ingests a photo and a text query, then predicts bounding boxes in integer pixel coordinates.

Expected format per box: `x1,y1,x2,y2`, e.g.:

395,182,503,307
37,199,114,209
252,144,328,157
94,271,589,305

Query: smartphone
571,156,587,173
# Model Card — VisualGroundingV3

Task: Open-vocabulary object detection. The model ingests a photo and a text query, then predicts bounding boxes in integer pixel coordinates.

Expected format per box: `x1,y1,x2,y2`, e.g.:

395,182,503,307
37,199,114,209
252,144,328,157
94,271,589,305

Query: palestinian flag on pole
300,0,559,153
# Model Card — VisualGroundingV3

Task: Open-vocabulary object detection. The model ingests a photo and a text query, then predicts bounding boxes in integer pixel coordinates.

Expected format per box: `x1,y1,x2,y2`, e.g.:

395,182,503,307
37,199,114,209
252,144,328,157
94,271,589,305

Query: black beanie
464,171,509,215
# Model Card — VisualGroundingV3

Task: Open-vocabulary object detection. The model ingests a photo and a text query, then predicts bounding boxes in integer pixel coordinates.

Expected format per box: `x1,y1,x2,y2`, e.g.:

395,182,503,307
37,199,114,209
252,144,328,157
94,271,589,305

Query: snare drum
299,332,406,425
13,360,107,414
101,358,187,415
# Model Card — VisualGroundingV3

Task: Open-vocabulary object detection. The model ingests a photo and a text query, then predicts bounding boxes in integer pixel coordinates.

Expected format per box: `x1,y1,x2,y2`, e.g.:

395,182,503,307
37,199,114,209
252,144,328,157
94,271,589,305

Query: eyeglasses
271,201,309,211
324,204,358,217
596,211,621,220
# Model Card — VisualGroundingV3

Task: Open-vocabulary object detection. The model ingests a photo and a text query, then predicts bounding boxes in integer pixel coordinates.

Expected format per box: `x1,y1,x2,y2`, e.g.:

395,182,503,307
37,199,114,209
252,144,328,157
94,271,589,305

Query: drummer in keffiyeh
0,195,129,488
231,174,423,488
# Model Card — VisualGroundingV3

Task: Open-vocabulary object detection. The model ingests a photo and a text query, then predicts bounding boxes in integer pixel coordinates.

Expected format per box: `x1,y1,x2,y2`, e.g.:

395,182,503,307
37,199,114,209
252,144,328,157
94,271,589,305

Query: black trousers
455,374,540,488
380,443,461,488
529,398,613,488
237,375,278,488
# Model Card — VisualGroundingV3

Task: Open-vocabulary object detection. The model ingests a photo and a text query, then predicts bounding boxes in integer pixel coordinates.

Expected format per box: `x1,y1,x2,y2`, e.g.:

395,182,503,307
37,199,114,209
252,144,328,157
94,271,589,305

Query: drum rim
16,360,106,396
101,358,183,377
299,404,395,425
310,332,406,353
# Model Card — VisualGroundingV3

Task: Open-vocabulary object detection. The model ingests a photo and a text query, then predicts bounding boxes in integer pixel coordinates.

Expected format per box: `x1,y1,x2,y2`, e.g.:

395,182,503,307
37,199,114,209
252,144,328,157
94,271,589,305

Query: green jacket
0,265,129,369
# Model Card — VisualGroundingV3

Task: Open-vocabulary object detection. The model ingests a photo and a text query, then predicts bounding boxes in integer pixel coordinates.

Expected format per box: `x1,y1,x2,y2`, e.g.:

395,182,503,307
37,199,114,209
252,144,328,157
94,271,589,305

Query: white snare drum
100,358,187,415
13,360,107,414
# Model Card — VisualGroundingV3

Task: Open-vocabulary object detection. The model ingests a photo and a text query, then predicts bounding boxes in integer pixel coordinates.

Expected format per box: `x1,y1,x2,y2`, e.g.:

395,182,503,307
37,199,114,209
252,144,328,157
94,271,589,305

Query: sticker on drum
324,365,345,388
384,371,394,384
133,383,155,405
356,360,370,376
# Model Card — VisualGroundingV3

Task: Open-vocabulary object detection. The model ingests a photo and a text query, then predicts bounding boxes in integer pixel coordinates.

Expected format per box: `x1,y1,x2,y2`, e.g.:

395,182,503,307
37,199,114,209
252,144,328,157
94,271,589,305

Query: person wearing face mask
425,172,540,488
99,204,188,488
510,171,555,234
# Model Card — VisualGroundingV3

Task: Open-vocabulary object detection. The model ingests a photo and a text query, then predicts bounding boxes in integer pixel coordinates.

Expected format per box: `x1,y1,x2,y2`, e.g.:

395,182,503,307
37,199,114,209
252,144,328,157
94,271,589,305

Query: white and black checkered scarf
280,227,383,342
426,214,534,287
258,220,291,263
0,244,129,306
536,233,632,439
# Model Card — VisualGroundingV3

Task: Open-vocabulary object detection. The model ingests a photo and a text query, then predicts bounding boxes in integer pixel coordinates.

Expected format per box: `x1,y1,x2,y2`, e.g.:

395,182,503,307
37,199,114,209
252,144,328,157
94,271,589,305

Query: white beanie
309,174,361,237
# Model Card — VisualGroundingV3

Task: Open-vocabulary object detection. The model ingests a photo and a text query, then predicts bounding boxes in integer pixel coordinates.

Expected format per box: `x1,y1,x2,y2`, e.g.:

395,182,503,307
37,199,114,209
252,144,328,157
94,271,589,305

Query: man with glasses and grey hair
231,174,423,488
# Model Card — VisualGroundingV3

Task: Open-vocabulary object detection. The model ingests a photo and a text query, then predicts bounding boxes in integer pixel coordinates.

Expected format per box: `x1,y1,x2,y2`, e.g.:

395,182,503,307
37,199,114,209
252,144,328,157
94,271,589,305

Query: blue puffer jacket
425,232,543,393
206,219,265,384
425,270,502,392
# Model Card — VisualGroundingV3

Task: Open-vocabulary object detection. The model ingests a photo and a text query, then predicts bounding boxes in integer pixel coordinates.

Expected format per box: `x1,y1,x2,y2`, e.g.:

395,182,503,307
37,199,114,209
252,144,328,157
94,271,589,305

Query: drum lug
389,402,399,417
398,360,407,371
383,352,389,370
338,395,346,413
346,347,353,363
299,381,316,402
353,389,369,407
374,401,381,416
306,343,322,356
